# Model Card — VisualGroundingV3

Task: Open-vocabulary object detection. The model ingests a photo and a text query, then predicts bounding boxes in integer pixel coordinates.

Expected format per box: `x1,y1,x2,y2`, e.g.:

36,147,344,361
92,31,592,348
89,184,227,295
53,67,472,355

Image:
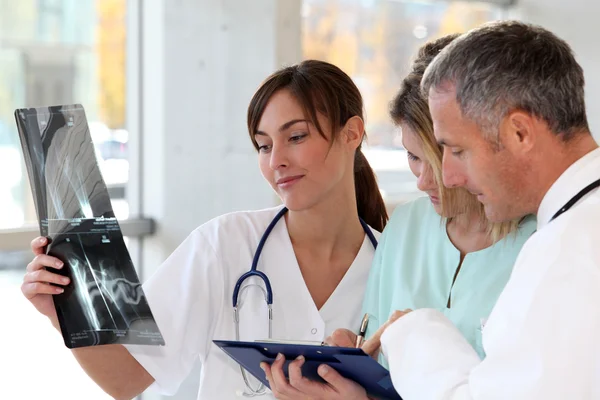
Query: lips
276,175,304,186
426,191,440,203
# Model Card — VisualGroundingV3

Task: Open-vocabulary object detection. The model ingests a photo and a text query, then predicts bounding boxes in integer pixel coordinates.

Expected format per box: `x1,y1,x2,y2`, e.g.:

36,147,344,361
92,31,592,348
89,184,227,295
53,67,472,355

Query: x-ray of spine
14,105,164,348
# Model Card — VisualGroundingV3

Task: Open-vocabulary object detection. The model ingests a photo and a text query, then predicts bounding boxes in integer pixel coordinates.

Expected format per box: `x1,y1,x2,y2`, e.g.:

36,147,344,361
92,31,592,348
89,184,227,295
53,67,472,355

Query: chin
279,196,315,212
432,203,444,216
484,204,523,223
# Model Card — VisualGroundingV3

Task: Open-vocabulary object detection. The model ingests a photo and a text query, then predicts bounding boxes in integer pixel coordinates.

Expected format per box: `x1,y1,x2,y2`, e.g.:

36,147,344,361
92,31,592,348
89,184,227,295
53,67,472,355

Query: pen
355,313,369,348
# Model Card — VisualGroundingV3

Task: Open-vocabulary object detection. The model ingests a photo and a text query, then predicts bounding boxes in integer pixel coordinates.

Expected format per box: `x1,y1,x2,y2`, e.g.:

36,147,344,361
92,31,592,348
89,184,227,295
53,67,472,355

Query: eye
407,151,419,162
451,149,464,157
257,144,271,153
289,133,307,142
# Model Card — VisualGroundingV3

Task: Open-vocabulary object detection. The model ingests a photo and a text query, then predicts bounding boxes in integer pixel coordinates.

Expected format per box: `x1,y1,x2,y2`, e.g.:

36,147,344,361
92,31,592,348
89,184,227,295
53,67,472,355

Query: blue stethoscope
232,206,378,396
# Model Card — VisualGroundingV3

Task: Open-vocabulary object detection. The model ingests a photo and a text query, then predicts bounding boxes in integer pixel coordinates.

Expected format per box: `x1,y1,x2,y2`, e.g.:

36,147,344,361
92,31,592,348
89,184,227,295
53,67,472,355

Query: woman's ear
343,116,365,150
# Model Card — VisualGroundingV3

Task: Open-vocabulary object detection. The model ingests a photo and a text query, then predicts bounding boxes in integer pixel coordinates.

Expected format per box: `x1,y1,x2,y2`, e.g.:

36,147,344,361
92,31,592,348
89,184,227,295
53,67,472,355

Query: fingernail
61,277,69,284
56,261,64,268
39,237,46,244
56,287,64,294
296,355,304,362
318,365,329,375
260,363,266,371
276,353,283,361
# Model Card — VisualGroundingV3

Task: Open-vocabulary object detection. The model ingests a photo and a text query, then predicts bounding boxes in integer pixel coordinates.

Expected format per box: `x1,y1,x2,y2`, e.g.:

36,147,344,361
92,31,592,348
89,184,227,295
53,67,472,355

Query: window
0,0,129,230
302,0,505,207
0,1,128,398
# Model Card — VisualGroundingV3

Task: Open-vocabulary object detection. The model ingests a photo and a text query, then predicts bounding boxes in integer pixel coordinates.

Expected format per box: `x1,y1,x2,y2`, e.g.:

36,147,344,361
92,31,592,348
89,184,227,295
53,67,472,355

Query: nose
416,162,436,192
269,143,289,170
441,151,467,188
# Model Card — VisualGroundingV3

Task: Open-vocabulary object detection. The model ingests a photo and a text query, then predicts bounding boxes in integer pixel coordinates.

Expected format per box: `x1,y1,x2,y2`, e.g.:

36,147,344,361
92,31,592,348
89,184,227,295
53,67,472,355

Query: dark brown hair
247,60,388,231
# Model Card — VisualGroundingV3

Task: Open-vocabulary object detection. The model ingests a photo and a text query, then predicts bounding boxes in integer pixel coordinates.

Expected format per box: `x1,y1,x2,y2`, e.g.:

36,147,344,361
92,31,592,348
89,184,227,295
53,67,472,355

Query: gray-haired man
381,21,600,399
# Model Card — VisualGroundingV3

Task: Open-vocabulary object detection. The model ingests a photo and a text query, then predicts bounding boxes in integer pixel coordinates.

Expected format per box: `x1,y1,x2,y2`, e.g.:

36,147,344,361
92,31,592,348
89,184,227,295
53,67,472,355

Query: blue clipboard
213,340,402,400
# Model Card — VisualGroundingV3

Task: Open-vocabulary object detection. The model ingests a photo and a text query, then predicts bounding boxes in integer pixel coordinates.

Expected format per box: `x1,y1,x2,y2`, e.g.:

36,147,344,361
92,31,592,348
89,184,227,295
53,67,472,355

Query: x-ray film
14,104,164,349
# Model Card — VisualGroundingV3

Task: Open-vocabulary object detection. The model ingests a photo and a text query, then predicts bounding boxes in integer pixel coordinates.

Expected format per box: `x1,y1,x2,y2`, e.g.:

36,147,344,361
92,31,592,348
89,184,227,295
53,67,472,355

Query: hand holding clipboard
214,310,411,399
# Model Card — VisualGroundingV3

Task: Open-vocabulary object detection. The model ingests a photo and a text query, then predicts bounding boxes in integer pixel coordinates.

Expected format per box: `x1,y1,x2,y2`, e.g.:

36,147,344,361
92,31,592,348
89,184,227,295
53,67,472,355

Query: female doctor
20,60,387,400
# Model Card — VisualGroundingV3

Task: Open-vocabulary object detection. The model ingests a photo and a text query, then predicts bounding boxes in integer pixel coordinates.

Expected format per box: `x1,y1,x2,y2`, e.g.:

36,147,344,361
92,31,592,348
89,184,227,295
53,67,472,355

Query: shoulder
551,200,600,247
520,200,600,269
187,206,285,250
385,196,439,234
195,206,283,233
375,196,441,258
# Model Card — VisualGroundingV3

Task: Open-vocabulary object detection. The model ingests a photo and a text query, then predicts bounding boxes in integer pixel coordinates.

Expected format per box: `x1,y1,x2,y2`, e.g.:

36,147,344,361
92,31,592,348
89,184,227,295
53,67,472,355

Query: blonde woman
360,34,536,360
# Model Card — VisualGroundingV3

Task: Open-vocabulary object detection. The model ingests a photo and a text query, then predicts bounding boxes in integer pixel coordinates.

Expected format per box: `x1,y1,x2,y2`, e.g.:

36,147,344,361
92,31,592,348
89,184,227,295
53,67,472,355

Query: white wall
511,0,600,141
137,1,302,399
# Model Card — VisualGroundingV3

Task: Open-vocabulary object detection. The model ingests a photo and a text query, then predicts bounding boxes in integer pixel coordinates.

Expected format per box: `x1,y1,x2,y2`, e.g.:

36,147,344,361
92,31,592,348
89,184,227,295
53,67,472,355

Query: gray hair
421,20,589,141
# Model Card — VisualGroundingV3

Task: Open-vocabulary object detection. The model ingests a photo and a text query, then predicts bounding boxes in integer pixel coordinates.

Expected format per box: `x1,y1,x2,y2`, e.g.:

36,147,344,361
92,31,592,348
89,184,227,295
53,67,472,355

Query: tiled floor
0,270,111,400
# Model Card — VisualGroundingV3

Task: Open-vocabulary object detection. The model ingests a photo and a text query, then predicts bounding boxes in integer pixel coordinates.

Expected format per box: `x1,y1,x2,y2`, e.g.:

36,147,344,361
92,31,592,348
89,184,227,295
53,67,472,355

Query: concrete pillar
136,0,302,398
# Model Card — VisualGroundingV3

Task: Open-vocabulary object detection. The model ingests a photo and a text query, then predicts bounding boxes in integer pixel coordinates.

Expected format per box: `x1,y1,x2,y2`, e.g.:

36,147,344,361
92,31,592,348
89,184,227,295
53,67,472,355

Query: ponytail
354,149,388,232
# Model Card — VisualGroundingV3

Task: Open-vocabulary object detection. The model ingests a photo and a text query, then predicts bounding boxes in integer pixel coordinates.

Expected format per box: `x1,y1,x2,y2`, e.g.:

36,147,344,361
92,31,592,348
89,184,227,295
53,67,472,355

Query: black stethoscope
231,206,378,396
550,178,600,222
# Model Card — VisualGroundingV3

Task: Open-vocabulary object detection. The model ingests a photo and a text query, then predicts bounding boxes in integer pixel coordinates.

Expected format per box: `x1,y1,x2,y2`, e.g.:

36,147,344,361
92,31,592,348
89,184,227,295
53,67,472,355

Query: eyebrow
255,119,308,136
437,138,454,147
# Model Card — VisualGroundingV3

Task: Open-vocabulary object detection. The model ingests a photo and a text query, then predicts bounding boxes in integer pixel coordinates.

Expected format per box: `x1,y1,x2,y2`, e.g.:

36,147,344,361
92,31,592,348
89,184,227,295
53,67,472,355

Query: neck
450,210,487,233
286,192,365,259
532,132,599,214
447,210,491,255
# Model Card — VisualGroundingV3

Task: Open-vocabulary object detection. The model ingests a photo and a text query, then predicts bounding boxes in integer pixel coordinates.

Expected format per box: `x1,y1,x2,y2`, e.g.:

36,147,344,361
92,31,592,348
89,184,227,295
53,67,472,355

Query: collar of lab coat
537,146,600,230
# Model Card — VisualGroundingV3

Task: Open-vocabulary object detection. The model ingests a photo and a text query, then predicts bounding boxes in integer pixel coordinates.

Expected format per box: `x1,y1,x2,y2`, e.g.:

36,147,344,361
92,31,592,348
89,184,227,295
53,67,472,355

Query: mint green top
363,196,536,360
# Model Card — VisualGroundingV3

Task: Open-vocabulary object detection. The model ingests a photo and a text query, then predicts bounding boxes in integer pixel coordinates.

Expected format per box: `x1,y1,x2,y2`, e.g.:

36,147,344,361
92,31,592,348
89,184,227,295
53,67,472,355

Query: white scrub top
125,206,379,400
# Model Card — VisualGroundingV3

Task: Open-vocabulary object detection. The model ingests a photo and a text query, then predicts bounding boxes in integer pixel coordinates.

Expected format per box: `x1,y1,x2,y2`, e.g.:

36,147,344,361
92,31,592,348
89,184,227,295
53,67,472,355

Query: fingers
362,309,412,356
24,269,70,286
261,363,277,393
325,329,356,348
389,309,412,322
30,236,48,255
288,358,339,398
262,363,288,399
21,281,65,298
270,353,289,391
22,267,70,299
317,364,361,395
324,336,337,347
287,356,307,388
264,355,365,399
261,354,303,399
26,254,64,273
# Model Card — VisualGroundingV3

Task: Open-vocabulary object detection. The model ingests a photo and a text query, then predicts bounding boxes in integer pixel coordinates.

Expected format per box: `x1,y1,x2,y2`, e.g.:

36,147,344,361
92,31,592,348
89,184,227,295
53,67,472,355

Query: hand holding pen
325,310,412,358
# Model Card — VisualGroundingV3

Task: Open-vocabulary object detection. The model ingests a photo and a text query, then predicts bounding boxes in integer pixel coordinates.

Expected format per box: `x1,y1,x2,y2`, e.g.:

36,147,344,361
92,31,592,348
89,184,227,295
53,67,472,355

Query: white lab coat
380,147,600,400
126,206,379,400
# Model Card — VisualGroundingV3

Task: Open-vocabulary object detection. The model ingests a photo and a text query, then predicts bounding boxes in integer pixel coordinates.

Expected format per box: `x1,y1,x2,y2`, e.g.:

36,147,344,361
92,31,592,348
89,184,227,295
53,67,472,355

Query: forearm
72,345,153,400
51,319,154,399
381,309,480,400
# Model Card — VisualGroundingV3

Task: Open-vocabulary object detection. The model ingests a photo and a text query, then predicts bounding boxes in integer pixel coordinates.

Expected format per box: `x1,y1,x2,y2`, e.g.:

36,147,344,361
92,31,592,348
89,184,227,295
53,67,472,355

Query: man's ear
343,116,365,150
500,110,537,154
